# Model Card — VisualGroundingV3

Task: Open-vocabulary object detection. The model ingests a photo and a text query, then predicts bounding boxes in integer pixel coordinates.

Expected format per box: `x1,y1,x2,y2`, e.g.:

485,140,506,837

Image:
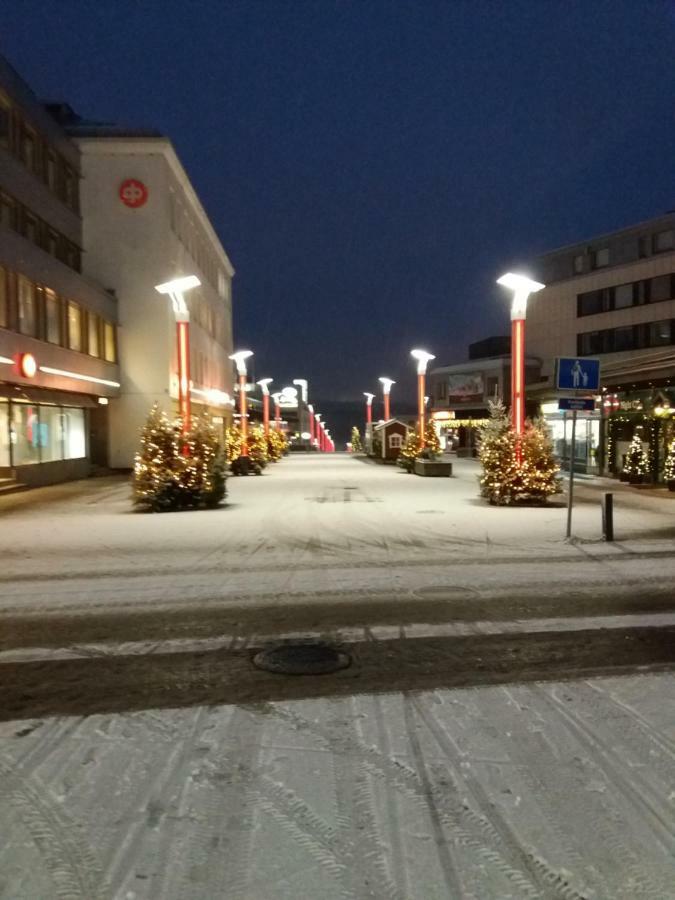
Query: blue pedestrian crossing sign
555,357,601,392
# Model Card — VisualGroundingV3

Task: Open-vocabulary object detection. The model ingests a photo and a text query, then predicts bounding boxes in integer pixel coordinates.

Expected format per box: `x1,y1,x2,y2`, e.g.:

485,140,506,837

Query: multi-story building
0,56,120,487
428,337,540,455
528,212,675,478
55,112,236,468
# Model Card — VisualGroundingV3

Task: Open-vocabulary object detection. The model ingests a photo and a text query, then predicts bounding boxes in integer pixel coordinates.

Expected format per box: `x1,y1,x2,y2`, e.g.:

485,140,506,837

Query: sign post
555,357,601,541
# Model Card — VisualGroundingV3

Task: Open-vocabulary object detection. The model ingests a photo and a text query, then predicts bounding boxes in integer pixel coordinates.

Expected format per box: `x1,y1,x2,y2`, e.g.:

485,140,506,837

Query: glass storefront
1,399,87,467
540,402,601,473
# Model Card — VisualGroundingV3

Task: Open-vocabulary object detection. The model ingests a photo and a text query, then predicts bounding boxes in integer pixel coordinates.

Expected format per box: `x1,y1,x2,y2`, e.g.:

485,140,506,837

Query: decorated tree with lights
248,424,269,468
351,427,363,453
421,420,441,457
267,428,287,461
182,413,227,508
478,400,519,504
517,418,561,503
622,430,650,482
224,424,243,464
664,440,675,489
397,427,422,472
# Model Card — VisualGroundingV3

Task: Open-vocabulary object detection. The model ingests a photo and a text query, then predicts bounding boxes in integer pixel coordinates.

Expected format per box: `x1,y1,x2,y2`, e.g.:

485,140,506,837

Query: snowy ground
1,454,674,899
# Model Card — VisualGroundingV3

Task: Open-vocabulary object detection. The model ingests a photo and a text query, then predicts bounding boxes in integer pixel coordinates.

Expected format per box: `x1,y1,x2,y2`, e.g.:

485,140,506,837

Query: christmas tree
422,420,441,457
225,424,243,464
517,419,561,503
622,430,650,482
182,413,227,508
397,427,422,472
664,440,675,487
350,426,363,453
478,400,519,504
248,424,269,468
267,428,287,461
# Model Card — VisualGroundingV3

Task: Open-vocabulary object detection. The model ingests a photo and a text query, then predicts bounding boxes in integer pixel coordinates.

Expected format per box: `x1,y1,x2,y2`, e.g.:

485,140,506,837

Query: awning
0,381,99,407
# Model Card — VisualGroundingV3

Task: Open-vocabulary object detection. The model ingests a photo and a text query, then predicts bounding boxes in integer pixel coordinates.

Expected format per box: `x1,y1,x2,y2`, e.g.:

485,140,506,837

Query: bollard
602,492,614,542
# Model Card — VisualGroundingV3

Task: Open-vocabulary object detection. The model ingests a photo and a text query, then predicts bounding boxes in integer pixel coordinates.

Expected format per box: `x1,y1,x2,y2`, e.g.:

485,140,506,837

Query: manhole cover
253,644,352,675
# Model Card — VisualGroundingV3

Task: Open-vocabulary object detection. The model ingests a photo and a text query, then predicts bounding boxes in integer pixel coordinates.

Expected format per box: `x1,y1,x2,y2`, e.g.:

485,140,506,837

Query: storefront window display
2,401,87,467
0,400,10,466
540,402,600,473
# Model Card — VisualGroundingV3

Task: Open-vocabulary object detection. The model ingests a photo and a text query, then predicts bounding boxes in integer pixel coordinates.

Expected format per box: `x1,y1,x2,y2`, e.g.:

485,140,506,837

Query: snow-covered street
1,454,674,899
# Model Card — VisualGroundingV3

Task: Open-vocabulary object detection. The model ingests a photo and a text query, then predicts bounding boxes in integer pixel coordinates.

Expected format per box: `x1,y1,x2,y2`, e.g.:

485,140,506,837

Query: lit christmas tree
664,440,675,488
267,428,288,461
397,427,422,472
248,424,269,468
225,424,243,464
622,430,650,482
423,420,441,457
182,413,227,507
478,400,519,504
350,426,363,453
517,419,561,503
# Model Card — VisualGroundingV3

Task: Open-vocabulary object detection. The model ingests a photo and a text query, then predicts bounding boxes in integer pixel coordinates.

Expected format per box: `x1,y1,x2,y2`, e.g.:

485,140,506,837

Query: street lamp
379,378,395,421
410,349,435,446
308,404,316,446
155,275,200,434
257,378,273,436
271,392,282,431
363,392,375,426
229,350,253,456
496,272,545,442
315,413,323,451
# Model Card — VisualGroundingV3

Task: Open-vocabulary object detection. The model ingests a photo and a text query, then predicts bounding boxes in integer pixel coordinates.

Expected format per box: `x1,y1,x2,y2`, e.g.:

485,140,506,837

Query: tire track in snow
409,694,590,900
0,755,104,899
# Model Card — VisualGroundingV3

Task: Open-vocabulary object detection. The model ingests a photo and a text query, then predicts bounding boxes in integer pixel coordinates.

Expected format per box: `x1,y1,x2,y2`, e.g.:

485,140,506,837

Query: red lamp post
496,273,545,455
308,404,315,446
155,275,201,436
229,350,253,456
364,392,374,426
410,349,435,447
379,378,395,421
272,393,282,431
257,378,273,436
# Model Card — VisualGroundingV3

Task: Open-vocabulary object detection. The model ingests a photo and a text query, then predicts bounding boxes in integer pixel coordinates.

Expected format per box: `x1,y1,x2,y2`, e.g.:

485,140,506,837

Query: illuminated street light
308,404,316,446
379,378,395,421
257,378,273,436
271,392,282,431
363,392,375,426
229,350,253,456
497,272,545,443
155,275,201,434
410,349,435,446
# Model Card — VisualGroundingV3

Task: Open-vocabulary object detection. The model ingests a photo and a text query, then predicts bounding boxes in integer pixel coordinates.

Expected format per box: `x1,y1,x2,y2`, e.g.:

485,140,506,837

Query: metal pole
566,409,577,539
602,492,614,542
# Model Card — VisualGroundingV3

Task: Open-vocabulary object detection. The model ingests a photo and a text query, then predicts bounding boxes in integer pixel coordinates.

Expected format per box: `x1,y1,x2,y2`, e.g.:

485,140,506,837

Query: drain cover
253,644,351,675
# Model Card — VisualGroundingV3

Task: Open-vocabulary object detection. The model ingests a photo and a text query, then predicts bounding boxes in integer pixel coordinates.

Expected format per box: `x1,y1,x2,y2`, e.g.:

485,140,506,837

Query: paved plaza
1,455,674,899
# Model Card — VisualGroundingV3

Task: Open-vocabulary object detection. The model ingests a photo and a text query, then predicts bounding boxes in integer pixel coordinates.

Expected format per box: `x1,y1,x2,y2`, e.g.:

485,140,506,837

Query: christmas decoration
622,430,650,483
422,420,441,457
267,428,288,462
248,424,269,468
517,418,561,503
664,440,675,490
397,427,422,472
133,405,226,511
225,424,243,464
350,427,363,453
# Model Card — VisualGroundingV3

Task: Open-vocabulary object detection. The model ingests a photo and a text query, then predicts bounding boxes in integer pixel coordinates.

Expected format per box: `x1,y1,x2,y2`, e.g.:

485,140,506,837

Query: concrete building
528,212,675,478
0,56,120,488
60,115,236,468
428,337,540,456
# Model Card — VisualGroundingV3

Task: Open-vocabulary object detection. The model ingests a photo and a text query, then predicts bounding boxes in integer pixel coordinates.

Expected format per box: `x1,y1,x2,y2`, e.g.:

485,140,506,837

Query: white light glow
0,355,13,365
293,378,308,403
39,366,121,388
379,377,395,394
301,432,311,440
410,349,435,374
229,350,253,375
497,272,545,319
155,275,201,318
257,377,273,395
363,392,375,404
98,397,109,406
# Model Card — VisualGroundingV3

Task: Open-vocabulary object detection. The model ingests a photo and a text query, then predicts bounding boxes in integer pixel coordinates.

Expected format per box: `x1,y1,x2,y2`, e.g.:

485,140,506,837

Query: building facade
0,57,120,487
66,122,236,468
528,212,675,478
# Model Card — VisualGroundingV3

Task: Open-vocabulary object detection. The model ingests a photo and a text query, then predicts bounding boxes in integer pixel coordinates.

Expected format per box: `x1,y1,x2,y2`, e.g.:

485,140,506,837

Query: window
614,283,634,309
62,407,86,459
0,98,10,149
46,229,59,257
578,289,608,316
46,153,56,190
0,192,15,229
486,376,499,398
18,276,36,335
611,325,634,352
578,331,603,355
87,313,100,357
0,266,7,328
64,167,78,211
22,211,38,244
40,405,64,462
67,301,82,351
10,403,40,465
592,247,609,269
650,274,673,303
648,320,672,347
653,230,674,254
20,127,37,172
0,401,9,467
389,433,403,449
103,321,116,362
573,254,585,274
45,289,60,344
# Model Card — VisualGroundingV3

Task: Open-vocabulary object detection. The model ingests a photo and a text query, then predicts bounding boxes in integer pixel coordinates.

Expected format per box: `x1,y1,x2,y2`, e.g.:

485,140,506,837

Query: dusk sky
3,1,675,415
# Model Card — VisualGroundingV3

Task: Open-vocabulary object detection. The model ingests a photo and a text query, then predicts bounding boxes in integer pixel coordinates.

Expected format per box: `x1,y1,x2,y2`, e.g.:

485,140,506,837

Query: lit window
652,230,674,253
18,276,36,336
67,301,82,351
103,321,116,362
87,313,100,357
45,289,60,344
592,248,609,269
62,407,86,458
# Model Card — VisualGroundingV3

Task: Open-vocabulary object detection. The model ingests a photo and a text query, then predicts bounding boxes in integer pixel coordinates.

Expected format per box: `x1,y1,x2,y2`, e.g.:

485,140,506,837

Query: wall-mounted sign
447,373,484,402
558,398,596,412
119,179,148,208
432,410,456,421
18,352,37,378
278,386,299,408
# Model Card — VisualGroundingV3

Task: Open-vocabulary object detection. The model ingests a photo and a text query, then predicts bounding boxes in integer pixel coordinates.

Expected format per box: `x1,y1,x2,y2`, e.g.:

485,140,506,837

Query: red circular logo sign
19,352,37,378
119,179,148,208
